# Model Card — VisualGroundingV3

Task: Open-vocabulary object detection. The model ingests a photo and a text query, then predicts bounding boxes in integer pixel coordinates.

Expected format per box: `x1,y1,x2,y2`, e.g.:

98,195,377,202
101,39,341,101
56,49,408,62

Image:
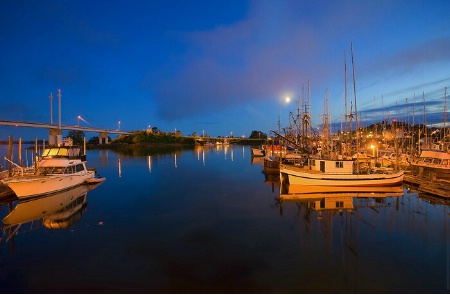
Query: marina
1,1,450,292
0,144,449,293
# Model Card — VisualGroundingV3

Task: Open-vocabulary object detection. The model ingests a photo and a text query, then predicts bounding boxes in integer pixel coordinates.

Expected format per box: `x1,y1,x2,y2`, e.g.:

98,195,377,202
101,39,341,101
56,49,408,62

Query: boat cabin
35,163,87,176
417,150,450,166
308,158,354,174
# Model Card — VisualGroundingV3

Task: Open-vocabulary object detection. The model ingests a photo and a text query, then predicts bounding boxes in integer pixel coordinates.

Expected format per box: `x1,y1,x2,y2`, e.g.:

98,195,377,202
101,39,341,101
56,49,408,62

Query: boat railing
3,157,24,177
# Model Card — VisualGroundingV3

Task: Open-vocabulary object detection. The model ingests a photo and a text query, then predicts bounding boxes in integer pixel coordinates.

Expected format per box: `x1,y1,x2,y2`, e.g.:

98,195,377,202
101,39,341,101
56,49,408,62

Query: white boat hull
5,171,94,199
280,164,404,186
251,148,264,157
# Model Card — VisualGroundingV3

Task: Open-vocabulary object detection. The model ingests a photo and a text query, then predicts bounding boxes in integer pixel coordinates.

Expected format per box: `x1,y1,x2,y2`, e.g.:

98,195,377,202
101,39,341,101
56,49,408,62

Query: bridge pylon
49,128,62,146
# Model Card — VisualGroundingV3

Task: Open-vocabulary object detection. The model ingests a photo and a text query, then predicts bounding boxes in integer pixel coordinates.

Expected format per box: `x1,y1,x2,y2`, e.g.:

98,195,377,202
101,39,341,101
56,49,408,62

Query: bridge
0,90,133,145
0,119,132,144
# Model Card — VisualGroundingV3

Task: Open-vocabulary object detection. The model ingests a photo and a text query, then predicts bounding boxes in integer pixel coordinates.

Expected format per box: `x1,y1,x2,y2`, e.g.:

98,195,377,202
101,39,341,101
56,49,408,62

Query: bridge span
0,119,131,144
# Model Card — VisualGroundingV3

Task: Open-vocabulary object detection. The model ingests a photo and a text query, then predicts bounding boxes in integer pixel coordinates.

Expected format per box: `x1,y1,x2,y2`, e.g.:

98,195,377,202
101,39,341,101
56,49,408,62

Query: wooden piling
8,135,12,177
18,138,22,167
34,137,38,170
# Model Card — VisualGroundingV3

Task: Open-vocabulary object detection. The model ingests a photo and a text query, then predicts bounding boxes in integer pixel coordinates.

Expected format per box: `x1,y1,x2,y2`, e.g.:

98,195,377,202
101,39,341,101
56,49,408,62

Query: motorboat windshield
41,146,82,159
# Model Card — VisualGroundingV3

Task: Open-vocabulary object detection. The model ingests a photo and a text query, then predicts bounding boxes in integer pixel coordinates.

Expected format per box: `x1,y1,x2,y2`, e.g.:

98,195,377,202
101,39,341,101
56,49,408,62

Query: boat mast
302,81,311,151
323,89,330,158
343,50,349,158
414,92,417,156
444,87,447,149
351,43,359,173
423,91,427,149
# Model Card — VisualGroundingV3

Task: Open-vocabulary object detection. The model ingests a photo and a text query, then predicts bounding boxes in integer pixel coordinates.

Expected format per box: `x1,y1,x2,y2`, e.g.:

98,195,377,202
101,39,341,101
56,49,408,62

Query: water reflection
2,183,102,248
279,184,404,214
148,155,152,172
277,184,407,291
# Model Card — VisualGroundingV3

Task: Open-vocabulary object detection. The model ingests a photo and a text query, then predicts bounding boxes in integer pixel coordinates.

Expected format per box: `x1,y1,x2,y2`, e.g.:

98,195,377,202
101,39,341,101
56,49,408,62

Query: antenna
49,92,53,125
58,89,62,131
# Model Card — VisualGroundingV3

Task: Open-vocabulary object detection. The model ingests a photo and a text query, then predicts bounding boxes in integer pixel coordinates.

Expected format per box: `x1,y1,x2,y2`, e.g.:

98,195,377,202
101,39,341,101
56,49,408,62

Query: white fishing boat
1,145,95,199
410,149,450,180
279,47,403,188
280,158,404,186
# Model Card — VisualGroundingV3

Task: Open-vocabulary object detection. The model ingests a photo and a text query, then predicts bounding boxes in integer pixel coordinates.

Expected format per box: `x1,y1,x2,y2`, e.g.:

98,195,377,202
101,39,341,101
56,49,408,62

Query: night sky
1,0,449,140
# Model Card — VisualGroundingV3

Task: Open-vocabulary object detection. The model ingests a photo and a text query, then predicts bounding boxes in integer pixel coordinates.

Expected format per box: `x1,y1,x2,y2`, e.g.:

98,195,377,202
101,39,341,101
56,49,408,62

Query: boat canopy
41,146,82,158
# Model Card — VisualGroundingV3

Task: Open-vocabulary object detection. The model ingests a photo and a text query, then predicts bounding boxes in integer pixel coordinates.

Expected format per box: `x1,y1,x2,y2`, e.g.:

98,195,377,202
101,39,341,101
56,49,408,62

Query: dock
404,173,450,199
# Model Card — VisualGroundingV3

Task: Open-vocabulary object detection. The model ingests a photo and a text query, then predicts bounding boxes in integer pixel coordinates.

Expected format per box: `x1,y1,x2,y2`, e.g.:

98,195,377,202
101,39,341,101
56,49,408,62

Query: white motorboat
251,147,265,157
1,145,95,199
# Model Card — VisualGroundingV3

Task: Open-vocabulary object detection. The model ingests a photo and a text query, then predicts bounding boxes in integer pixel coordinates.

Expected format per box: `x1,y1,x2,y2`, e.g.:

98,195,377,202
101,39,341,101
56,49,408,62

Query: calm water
0,144,449,293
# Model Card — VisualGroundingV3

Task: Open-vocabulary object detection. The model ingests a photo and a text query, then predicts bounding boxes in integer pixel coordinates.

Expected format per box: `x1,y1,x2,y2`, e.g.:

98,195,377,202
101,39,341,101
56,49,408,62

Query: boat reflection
2,182,102,244
278,183,404,216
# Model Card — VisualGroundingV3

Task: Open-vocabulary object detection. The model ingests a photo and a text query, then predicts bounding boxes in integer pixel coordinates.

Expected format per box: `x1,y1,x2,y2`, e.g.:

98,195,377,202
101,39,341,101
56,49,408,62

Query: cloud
151,2,326,121
366,37,450,77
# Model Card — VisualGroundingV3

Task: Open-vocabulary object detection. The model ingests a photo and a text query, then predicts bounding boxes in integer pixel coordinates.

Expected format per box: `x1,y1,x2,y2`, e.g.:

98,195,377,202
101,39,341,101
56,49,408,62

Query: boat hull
251,148,265,157
280,164,404,186
4,171,94,199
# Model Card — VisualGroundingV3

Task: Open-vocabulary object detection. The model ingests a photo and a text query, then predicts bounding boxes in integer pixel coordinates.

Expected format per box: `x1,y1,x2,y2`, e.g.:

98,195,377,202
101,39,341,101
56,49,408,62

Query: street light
118,121,121,130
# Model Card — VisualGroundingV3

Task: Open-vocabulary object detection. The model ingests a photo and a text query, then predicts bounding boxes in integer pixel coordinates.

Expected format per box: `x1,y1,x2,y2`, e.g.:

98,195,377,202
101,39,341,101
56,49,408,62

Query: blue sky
1,0,449,141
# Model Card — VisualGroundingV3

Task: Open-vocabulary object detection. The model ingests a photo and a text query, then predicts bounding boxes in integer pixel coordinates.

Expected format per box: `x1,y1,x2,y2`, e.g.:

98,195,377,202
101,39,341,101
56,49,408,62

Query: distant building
63,137,73,146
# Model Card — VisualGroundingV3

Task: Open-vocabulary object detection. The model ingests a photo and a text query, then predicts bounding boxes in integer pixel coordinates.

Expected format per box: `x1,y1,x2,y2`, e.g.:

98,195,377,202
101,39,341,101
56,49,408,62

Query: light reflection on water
0,144,449,293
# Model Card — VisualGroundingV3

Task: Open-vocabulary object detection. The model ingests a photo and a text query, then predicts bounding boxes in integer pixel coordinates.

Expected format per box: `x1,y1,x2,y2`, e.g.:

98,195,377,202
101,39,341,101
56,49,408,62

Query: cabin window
336,201,344,208
310,159,316,166
36,167,51,175
320,198,325,209
335,161,344,168
52,167,64,174
75,164,84,172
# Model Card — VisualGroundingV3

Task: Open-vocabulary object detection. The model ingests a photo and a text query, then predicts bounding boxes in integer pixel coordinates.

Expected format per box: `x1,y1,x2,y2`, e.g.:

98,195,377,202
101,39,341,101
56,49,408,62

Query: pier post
8,135,13,177
18,138,22,167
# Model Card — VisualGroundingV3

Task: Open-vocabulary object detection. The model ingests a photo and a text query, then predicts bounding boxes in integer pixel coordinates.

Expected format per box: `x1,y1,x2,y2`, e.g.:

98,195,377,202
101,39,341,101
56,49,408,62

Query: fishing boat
280,46,404,188
1,145,95,199
280,159,404,186
263,155,280,175
409,149,450,180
